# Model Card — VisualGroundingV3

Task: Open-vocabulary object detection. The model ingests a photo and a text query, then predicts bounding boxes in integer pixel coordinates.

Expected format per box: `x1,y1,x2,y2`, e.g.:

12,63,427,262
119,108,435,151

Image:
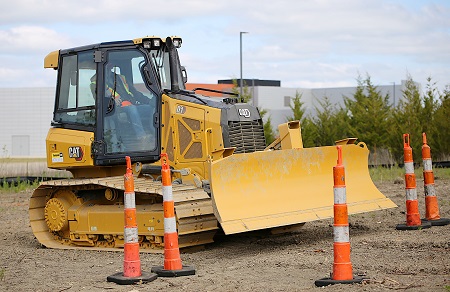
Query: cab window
54,51,96,126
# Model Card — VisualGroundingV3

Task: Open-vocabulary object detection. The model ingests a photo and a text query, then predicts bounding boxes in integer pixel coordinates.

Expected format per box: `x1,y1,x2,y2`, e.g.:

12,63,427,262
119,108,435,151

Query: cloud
0,0,449,90
0,0,229,25
0,53,57,87
0,26,74,54
223,0,450,64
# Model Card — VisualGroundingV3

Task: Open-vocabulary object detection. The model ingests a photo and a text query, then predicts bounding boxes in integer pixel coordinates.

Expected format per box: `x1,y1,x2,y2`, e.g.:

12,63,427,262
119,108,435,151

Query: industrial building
0,80,407,158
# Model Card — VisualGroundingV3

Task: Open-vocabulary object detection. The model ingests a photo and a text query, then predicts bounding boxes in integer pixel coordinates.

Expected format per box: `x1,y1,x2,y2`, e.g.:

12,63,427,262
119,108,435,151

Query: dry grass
370,166,450,182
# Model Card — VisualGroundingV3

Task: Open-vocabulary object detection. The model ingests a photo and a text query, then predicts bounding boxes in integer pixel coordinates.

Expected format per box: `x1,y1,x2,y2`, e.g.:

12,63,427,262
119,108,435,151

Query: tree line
235,75,450,163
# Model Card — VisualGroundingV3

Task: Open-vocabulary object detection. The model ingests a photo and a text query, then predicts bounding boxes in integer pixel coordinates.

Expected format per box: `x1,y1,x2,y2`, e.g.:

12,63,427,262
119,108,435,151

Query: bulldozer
29,36,396,252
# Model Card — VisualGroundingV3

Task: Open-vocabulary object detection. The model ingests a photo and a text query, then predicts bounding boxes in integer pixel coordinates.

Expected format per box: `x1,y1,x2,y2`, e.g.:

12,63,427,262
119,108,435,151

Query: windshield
149,46,185,91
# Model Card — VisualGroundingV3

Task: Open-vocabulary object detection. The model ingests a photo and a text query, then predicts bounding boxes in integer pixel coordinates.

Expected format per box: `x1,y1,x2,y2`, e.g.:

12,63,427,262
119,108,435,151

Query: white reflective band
164,217,177,234
333,226,349,243
334,187,346,204
406,188,417,201
162,186,173,202
423,160,432,171
124,227,138,243
124,192,136,209
404,162,414,174
424,185,436,197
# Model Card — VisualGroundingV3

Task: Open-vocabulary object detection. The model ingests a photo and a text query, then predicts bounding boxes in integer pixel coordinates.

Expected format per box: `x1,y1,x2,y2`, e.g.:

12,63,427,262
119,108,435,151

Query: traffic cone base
315,276,365,287
107,271,158,285
421,218,450,226
151,265,196,277
396,221,432,230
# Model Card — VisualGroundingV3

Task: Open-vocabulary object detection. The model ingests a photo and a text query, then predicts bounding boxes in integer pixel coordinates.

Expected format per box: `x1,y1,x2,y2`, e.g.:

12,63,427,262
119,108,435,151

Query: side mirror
181,66,188,84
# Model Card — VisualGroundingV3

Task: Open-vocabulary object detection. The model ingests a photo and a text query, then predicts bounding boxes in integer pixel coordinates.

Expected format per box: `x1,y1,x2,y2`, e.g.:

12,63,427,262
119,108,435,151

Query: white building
223,79,407,130
0,80,410,158
0,87,55,157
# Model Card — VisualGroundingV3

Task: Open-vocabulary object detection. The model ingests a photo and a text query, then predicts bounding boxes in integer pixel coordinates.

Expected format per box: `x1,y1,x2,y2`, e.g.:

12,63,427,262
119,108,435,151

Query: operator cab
46,36,185,167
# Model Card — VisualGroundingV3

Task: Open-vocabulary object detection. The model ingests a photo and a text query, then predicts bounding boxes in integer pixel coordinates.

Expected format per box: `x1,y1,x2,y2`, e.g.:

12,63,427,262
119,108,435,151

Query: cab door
93,47,161,165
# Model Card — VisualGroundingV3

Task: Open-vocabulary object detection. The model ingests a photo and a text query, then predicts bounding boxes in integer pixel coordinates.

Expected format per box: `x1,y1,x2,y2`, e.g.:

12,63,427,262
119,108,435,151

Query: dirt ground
0,178,449,292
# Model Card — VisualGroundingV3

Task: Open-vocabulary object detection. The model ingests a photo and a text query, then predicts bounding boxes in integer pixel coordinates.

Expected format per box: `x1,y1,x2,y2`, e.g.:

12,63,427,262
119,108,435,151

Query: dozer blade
209,142,396,235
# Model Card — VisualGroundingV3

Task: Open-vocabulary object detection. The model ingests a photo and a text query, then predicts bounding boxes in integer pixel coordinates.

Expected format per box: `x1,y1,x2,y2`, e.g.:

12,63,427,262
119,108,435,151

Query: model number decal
238,108,251,118
176,105,186,114
68,146,84,161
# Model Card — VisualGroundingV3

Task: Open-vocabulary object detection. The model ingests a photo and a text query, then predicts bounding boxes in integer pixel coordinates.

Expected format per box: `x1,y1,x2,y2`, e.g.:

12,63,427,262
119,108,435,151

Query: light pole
240,31,248,99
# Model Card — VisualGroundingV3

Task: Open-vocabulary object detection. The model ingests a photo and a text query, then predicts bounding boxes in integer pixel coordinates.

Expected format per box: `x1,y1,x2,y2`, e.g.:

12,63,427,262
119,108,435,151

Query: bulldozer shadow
206,219,380,256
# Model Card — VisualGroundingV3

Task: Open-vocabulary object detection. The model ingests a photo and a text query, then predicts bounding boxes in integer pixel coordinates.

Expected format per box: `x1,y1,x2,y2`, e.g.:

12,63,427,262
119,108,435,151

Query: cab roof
44,36,181,69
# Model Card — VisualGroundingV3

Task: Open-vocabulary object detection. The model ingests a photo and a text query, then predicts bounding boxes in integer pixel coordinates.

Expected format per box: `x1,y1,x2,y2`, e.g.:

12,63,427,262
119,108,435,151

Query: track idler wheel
44,190,77,232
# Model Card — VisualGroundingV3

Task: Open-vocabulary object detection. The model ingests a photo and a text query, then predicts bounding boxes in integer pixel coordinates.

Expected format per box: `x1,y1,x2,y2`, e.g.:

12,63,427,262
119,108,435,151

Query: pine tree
421,77,440,152
286,91,315,147
286,91,306,122
343,75,392,154
312,97,349,146
263,114,276,145
389,76,424,161
231,79,252,103
431,85,450,160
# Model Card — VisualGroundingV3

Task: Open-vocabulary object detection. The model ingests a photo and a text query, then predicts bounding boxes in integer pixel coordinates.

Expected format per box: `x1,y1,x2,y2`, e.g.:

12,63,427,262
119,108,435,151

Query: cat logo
238,108,251,118
68,146,84,161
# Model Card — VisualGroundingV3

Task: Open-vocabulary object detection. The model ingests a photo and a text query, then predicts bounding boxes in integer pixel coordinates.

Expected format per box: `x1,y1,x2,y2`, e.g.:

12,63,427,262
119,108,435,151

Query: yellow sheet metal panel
162,93,223,182
46,128,94,168
44,50,59,69
278,121,303,149
69,204,165,235
210,143,396,234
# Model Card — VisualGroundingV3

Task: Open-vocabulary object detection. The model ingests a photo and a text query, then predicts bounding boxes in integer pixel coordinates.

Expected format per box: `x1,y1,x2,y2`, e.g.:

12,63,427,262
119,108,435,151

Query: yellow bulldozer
29,36,396,252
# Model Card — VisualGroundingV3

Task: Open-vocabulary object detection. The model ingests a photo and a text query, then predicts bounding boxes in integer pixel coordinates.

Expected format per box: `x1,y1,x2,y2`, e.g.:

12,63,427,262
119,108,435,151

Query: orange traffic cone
315,146,365,287
107,156,158,285
151,153,195,277
421,133,450,226
396,134,431,230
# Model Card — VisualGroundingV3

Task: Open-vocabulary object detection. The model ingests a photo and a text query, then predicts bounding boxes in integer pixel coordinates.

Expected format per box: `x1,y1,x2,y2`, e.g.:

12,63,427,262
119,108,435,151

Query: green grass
0,178,40,192
444,285,450,291
433,167,450,179
369,167,404,182
0,267,5,281
369,166,450,182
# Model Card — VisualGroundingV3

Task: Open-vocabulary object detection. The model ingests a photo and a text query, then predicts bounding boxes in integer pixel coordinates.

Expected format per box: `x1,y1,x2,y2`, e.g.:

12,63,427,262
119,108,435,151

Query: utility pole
240,31,248,99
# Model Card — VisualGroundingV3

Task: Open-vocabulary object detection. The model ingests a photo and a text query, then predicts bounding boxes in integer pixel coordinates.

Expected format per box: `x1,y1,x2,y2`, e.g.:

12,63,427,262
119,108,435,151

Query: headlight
152,38,161,47
172,38,182,48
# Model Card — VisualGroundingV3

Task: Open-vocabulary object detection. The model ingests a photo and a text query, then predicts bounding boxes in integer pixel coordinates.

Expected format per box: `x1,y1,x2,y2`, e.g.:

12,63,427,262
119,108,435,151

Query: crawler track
29,176,218,253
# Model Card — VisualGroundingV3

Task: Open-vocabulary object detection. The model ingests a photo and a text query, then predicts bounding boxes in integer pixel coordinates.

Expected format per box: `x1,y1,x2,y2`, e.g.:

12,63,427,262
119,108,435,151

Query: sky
1,0,449,91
